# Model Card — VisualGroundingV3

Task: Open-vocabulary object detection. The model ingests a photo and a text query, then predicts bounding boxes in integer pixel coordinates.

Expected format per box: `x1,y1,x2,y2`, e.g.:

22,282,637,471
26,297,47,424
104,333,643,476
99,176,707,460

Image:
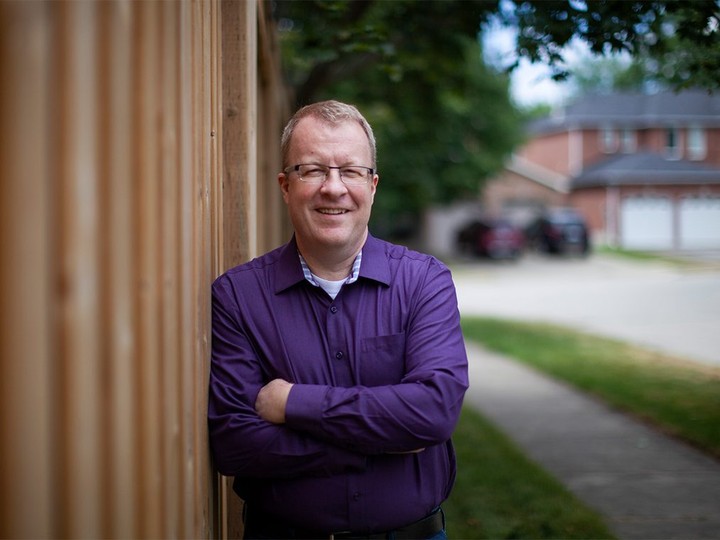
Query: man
208,100,468,539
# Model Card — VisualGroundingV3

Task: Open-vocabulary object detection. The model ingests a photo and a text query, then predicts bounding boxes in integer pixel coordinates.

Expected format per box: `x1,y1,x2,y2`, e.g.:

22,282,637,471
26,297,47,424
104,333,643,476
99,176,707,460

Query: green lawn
444,316,720,538
445,407,615,539
461,316,720,459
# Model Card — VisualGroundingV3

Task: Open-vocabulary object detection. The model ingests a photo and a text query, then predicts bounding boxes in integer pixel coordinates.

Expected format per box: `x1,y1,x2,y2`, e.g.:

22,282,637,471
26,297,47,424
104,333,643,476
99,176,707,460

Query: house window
621,128,636,153
687,125,706,160
600,126,618,153
665,127,682,160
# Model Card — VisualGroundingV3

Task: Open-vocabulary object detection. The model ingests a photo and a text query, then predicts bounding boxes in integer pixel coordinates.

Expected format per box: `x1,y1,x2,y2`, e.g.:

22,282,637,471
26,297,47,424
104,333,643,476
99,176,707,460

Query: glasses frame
283,163,375,185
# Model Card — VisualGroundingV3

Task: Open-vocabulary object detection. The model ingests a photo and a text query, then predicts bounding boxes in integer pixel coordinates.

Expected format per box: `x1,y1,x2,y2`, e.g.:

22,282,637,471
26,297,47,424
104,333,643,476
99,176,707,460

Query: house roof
529,89,720,135
507,154,569,193
572,152,720,189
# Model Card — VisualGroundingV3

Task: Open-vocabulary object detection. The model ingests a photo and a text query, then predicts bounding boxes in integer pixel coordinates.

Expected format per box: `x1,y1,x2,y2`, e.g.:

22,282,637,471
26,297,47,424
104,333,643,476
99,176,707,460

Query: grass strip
596,245,681,263
461,316,720,459
445,407,615,539
596,246,719,270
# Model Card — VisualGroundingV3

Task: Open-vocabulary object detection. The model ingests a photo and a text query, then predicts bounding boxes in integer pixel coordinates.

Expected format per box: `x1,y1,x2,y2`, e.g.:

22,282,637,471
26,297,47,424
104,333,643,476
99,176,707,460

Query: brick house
482,89,720,250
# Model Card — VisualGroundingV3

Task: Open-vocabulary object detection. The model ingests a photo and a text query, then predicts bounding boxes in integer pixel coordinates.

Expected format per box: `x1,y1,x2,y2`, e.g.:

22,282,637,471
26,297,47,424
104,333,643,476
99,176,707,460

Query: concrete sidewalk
462,342,720,540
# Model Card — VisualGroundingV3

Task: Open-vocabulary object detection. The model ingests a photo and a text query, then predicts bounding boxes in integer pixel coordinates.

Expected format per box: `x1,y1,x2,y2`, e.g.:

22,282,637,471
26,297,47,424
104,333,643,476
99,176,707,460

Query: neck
297,233,366,281
300,248,359,281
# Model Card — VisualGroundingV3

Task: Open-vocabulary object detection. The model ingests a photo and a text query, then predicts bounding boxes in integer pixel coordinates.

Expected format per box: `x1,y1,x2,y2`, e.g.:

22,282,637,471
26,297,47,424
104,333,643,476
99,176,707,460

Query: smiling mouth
317,208,348,215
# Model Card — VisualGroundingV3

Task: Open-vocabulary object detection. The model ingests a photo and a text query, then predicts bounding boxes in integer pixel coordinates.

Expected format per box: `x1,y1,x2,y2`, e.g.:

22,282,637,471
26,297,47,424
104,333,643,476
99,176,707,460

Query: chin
315,234,351,248
312,228,363,249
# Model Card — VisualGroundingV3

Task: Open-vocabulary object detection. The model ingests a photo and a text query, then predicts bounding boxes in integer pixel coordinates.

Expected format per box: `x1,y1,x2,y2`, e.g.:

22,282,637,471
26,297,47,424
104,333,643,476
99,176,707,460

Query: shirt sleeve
285,259,469,455
208,276,367,478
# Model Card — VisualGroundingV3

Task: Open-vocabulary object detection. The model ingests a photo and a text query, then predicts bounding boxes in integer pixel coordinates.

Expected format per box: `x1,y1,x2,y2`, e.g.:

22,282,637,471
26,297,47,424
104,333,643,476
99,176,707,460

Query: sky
482,21,582,108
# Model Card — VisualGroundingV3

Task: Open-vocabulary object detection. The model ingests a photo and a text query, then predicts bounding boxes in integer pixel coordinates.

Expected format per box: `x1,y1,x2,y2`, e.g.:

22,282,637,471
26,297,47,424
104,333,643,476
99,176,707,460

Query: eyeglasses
284,163,375,186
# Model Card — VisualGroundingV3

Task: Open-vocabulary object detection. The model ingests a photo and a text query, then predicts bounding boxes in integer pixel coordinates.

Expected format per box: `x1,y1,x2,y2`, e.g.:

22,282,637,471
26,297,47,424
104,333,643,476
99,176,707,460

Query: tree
274,0,501,107
271,0,719,236
501,0,719,89
274,0,524,237
274,0,720,107
565,54,658,96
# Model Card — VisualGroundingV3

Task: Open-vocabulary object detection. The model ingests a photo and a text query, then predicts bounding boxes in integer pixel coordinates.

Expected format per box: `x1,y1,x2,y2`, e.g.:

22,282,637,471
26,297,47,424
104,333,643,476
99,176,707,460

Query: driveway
451,253,720,367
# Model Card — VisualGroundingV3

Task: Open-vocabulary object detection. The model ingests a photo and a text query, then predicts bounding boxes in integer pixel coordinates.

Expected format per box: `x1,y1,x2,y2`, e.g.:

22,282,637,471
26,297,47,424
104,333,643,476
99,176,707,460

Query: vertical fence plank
222,0,258,270
177,2,201,537
192,0,219,536
159,1,182,537
256,0,290,254
0,2,53,536
51,2,105,536
97,1,138,537
132,2,164,537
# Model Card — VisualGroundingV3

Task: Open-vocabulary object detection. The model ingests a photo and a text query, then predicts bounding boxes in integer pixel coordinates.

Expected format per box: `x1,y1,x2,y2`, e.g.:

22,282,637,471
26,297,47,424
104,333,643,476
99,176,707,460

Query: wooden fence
0,0,289,537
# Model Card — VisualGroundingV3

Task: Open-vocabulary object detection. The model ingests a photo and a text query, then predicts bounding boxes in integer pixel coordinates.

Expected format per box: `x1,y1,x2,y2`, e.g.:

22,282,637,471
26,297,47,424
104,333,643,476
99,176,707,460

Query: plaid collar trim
298,250,362,287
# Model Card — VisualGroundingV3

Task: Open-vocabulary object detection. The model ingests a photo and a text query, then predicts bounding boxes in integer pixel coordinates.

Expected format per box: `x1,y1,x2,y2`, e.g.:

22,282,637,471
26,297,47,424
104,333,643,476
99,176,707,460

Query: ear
278,173,290,203
370,173,378,203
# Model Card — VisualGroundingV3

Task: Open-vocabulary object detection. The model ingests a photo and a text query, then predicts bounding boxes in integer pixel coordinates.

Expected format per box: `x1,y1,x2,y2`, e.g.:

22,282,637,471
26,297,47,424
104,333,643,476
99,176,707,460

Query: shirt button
335,351,344,360
330,306,338,314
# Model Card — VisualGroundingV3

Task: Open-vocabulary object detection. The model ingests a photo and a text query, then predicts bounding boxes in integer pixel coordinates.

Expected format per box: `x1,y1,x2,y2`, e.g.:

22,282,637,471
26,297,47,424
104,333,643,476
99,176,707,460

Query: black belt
330,508,444,539
244,507,444,540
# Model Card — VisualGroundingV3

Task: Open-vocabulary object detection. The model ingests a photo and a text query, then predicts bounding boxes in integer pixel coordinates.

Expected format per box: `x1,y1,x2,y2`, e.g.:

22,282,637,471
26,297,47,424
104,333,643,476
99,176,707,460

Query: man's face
278,116,378,257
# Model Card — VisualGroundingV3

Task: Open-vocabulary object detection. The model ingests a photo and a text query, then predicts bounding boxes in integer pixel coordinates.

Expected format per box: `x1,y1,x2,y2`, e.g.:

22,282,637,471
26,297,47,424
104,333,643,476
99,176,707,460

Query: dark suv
456,218,525,260
526,208,591,255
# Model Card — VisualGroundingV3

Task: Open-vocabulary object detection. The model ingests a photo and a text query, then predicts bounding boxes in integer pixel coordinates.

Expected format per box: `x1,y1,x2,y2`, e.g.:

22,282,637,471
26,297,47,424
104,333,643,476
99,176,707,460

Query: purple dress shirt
208,234,469,533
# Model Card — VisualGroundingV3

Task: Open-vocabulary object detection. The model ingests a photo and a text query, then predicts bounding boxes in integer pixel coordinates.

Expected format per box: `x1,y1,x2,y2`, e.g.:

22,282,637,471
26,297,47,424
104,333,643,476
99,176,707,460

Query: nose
319,167,348,194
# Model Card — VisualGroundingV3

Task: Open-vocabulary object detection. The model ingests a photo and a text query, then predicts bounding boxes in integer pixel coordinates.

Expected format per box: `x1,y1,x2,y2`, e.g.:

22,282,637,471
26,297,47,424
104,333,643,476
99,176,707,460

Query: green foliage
567,54,653,96
651,1,720,91
271,0,719,235
274,1,524,236
276,1,720,102
274,0,500,106
500,0,720,90
446,407,616,539
461,316,720,459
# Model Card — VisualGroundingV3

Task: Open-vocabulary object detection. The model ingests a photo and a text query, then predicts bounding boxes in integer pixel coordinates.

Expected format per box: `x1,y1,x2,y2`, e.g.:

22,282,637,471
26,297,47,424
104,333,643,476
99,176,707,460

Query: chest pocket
359,332,406,386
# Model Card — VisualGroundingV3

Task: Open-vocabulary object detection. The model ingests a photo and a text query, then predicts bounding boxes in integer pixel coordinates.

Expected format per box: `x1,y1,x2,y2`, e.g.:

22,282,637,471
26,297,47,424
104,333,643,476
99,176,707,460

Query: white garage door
679,196,720,249
621,196,673,250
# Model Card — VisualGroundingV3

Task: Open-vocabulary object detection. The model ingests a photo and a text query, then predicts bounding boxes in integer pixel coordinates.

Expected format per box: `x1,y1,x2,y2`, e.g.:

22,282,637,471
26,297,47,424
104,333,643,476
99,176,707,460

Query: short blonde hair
280,100,377,168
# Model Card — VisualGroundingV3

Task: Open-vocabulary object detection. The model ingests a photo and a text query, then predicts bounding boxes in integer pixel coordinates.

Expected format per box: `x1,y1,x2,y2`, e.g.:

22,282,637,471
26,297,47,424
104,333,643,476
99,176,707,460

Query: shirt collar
356,233,391,286
273,236,306,294
298,251,362,287
273,233,391,294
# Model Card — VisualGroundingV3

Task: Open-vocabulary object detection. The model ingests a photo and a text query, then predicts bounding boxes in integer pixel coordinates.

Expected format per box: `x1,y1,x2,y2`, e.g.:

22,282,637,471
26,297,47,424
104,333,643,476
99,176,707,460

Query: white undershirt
311,273,345,300
298,250,362,300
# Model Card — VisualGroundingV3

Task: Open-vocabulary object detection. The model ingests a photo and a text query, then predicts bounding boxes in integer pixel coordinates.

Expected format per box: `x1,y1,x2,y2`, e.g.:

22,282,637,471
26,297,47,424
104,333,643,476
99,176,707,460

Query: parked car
456,218,525,260
526,208,591,255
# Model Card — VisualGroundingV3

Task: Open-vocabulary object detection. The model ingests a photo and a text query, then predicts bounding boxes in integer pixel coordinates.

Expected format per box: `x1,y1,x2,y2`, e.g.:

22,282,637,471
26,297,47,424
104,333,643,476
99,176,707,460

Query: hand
255,379,294,424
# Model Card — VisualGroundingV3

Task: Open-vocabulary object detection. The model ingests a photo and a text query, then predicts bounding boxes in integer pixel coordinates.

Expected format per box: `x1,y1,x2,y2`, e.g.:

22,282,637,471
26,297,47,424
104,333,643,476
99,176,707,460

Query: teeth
319,209,346,215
